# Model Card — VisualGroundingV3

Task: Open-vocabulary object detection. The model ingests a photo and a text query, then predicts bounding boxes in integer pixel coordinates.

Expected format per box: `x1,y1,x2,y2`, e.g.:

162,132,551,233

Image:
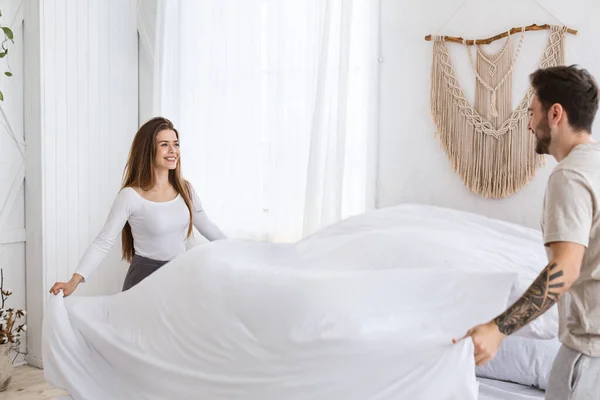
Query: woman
49,117,227,296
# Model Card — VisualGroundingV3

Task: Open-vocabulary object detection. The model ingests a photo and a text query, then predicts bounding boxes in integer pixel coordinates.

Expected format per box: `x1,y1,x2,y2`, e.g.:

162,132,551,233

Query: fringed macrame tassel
430,26,567,199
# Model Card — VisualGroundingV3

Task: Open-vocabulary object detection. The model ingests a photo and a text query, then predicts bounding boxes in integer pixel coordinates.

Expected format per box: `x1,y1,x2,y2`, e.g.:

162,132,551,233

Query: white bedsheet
295,204,556,338
52,379,545,400
478,378,545,400
42,204,545,399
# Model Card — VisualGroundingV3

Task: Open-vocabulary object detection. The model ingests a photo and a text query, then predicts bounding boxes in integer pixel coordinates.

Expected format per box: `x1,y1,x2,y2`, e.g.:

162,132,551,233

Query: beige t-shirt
541,142,600,357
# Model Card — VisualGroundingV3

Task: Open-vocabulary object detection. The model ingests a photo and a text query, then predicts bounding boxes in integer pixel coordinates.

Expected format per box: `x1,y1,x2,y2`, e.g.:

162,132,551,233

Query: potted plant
0,9,15,101
0,269,26,392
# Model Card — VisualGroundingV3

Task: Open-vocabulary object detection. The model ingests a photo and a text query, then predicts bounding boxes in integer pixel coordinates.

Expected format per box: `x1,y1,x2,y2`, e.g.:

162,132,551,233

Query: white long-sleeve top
74,185,227,280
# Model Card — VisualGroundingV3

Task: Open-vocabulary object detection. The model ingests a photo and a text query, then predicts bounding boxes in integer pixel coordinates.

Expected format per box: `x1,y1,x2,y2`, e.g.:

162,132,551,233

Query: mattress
478,378,545,400
51,379,544,400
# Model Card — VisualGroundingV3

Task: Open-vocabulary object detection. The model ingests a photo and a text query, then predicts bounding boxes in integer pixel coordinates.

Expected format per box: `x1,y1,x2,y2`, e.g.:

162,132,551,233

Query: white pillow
475,335,561,390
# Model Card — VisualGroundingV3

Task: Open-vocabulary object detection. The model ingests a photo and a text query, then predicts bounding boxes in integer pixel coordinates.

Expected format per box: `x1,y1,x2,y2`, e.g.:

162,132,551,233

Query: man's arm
453,241,586,367
493,241,585,336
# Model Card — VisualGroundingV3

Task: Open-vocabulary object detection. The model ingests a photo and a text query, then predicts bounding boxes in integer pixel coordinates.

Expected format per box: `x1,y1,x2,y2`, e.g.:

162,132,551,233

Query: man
455,65,600,399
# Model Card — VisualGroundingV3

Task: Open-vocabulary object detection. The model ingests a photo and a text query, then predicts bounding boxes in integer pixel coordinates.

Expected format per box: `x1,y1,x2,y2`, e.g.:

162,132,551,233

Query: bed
51,380,544,400
42,204,558,400
51,381,543,400
478,378,545,400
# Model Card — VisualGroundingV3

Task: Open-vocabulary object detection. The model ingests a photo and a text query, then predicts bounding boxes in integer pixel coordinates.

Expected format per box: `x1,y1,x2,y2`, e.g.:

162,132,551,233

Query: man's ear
549,103,565,126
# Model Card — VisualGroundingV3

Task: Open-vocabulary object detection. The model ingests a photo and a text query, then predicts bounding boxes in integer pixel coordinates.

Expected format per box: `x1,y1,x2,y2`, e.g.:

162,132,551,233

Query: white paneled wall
24,0,138,366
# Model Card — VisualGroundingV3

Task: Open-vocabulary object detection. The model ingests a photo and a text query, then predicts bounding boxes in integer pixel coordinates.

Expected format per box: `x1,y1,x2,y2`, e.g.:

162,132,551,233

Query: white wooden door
0,0,25,363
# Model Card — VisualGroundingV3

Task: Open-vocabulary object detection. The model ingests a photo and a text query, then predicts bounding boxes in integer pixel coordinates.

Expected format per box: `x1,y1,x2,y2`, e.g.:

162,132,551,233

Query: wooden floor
3,365,68,400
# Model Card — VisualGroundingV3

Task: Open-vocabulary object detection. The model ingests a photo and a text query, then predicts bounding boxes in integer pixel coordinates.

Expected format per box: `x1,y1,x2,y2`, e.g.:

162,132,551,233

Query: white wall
24,0,139,366
377,0,600,229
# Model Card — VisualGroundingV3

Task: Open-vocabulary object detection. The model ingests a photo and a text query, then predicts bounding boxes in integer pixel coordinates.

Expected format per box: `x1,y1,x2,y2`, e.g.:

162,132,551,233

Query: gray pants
122,254,168,291
546,344,600,399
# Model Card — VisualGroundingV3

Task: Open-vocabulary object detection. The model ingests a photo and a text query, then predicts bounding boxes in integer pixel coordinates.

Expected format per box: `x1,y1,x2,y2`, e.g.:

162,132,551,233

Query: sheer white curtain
152,0,379,242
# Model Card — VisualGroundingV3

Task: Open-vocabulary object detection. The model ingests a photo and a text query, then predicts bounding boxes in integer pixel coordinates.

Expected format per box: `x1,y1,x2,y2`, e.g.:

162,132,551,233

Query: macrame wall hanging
425,24,577,199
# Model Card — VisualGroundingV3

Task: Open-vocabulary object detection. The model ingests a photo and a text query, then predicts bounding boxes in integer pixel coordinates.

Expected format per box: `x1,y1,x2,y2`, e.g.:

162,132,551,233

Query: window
152,0,380,242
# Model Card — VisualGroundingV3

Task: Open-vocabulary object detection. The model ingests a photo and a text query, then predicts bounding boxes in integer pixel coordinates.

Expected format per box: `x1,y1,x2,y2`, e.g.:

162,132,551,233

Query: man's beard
535,117,551,155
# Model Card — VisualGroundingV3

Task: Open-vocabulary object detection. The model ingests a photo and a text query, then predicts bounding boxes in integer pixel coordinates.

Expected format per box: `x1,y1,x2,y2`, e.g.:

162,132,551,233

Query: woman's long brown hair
120,117,195,262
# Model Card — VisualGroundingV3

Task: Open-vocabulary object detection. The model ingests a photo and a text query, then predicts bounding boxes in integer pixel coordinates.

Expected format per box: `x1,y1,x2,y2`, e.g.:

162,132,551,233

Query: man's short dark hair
530,65,599,133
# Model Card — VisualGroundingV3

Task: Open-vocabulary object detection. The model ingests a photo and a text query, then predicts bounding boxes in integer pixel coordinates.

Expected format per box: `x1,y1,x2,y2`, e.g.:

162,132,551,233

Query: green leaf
0,51,6,58
0,91,4,101
2,27,13,40
5,72,11,77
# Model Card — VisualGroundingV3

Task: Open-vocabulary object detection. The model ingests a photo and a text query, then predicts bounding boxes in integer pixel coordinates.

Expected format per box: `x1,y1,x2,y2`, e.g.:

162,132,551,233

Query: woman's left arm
187,182,227,241
193,210,228,241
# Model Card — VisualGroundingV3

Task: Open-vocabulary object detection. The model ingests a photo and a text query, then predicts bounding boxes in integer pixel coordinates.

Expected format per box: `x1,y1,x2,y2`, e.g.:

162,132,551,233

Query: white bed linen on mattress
51,379,546,400
297,204,557,339
478,378,545,400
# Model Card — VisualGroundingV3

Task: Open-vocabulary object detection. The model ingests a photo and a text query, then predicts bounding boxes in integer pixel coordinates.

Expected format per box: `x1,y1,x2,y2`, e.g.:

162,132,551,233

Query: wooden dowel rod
424,24,577,46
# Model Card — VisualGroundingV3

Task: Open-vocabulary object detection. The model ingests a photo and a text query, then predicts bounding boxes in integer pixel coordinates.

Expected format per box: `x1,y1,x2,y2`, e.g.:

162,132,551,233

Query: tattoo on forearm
493,263,565,335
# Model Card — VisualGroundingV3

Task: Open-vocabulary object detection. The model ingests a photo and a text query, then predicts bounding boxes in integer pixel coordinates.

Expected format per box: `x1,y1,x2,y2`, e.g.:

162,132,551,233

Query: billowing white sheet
295,204,556,338
43,204,544,399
